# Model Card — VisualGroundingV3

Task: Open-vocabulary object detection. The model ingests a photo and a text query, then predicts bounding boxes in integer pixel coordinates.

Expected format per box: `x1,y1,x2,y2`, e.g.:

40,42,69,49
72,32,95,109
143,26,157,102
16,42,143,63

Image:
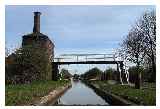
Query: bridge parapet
54,53,123,62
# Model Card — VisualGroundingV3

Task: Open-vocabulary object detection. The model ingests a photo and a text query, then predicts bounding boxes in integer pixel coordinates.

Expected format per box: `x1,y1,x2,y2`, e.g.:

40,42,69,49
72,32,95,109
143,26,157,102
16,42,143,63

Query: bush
5,45,52,84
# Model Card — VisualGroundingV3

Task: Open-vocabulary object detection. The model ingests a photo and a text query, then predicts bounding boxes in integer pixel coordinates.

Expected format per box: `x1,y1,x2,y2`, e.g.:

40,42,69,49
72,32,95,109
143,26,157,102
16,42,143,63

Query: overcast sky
5,5,155,74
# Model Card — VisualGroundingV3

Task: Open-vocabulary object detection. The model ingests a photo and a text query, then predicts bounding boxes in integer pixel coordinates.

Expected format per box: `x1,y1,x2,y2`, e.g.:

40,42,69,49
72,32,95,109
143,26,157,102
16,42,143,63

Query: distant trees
128,66,145,83
6,45,52,84
82,67,102,80
121,10,156,88
60,68,72,79
82,67,119,81
73,74,80,80
101,68,118,81
128,66,155,84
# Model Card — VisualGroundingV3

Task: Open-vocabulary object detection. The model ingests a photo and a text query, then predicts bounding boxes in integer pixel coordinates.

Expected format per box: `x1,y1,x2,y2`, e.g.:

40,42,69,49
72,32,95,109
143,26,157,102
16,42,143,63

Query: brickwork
22,12,54,62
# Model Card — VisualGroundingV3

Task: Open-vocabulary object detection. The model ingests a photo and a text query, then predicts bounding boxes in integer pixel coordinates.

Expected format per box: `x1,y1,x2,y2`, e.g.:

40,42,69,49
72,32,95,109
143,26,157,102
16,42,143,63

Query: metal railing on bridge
54,53,122,62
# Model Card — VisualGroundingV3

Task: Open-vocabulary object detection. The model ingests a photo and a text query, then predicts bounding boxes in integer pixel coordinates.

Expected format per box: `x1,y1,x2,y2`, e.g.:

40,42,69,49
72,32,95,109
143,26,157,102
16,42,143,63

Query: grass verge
90,81,156,105
5,80,70,106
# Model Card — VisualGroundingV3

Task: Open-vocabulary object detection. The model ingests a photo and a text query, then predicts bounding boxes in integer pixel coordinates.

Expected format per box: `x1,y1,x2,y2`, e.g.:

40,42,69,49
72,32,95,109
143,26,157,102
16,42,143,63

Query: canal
54,79,109,105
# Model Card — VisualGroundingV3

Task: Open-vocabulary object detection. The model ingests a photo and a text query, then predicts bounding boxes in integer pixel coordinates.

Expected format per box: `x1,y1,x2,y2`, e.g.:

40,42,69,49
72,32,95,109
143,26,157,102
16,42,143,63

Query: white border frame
0,0,159,109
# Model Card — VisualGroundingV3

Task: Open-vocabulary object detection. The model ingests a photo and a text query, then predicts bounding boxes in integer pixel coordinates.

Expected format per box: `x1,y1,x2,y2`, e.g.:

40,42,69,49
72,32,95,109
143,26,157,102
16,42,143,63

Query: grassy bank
6,80,70,106
90,81,156,105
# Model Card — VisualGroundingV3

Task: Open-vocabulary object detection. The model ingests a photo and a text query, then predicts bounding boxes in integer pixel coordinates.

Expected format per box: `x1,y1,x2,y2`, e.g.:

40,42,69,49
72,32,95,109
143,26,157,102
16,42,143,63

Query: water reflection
55,79,109,106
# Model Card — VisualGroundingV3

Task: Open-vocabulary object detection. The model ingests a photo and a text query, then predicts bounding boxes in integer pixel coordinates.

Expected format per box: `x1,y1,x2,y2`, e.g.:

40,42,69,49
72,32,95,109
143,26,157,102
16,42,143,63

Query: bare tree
120,10,156,88
5,47,10,57
5,42,10,57
137,11,156,81
121,27,145,89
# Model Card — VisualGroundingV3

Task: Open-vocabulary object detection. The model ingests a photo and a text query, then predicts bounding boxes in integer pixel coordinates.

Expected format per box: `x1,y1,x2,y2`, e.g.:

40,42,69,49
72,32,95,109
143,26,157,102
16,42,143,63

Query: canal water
55,79,109,105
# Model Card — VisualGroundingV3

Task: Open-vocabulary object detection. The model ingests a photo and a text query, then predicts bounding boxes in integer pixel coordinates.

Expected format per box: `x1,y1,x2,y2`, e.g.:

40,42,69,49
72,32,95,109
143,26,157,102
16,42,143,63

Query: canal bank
85,80,156,105
33,83,71,106
83,80,136,106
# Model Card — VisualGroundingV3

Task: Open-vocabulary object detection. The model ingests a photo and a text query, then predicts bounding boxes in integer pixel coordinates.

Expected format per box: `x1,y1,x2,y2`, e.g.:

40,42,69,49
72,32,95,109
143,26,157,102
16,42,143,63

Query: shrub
5,45,52,84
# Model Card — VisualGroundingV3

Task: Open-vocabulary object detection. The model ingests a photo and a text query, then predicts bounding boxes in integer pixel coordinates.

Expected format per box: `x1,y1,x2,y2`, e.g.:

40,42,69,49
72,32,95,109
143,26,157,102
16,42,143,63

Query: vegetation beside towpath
5,80,70,106
90,80,156,105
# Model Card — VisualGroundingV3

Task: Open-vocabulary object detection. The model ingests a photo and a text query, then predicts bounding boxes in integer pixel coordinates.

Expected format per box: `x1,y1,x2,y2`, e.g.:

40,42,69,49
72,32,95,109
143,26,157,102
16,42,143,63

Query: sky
5,5,155,74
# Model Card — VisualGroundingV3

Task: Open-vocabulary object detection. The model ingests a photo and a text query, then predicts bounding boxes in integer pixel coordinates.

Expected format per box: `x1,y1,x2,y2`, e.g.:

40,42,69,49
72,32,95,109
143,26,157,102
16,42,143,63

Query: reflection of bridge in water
52,53,127,83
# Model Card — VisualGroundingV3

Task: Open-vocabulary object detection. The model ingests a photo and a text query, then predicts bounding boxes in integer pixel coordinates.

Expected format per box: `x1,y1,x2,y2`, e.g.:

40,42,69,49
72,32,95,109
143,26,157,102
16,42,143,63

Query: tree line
80,66,154,84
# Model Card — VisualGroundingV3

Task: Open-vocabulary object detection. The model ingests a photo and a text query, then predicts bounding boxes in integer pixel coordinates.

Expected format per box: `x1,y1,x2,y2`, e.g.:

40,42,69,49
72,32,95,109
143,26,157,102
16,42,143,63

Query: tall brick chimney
22,12,55,80
33,12,41,33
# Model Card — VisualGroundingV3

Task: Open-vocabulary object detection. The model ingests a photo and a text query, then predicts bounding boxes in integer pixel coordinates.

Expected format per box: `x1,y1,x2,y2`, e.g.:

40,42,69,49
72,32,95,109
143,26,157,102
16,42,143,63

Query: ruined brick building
6,12,58,82
22,12,54,62
22,12,58,80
